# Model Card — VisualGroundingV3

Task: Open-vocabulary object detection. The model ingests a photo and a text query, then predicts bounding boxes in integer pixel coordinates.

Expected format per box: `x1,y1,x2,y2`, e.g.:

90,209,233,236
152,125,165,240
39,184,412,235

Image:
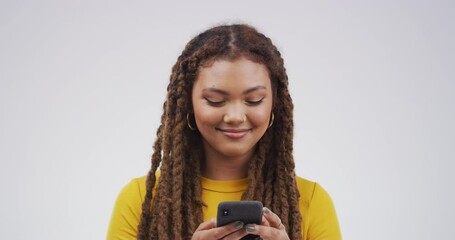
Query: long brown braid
137,24,302,239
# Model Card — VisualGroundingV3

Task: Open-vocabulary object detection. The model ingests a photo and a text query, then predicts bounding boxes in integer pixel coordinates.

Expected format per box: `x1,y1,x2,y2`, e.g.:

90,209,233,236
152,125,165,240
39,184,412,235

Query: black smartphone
216,201,263,240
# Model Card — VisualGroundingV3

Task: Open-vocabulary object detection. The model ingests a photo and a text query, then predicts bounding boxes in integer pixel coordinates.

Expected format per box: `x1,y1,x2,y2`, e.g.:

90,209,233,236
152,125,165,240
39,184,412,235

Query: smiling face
191,57,273,164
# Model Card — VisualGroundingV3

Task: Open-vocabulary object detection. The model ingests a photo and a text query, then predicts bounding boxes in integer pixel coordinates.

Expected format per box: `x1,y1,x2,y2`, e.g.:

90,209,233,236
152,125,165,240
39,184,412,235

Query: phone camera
222,209,229,216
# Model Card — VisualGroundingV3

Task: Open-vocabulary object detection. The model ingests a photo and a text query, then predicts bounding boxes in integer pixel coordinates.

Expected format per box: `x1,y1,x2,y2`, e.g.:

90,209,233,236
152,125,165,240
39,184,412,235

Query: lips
217,128,250,139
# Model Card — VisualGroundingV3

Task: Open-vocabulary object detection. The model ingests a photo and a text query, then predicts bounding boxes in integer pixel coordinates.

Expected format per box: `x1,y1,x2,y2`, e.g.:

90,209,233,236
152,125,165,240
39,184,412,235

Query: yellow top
107,174,341,240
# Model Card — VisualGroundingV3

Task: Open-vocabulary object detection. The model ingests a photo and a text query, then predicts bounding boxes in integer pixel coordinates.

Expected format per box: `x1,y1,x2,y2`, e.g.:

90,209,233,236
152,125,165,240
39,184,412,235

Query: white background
1,0,454,239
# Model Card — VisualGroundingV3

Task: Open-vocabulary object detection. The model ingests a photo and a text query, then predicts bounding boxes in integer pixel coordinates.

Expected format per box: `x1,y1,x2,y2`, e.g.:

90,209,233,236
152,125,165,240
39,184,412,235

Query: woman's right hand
191,218,248,240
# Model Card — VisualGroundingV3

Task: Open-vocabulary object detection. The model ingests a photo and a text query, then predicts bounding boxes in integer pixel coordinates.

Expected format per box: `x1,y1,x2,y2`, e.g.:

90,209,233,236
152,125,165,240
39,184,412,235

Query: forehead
194,57,271,91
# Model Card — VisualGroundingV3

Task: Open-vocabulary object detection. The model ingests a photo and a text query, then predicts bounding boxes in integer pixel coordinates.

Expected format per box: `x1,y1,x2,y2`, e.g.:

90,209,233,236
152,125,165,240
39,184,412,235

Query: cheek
248,106,272,127
194,105,221,126
249,113,269,126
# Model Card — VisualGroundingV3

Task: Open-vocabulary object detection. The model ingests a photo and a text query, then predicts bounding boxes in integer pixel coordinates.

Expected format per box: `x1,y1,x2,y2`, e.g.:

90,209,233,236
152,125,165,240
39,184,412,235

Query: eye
246,97,264,106
204,97,225,107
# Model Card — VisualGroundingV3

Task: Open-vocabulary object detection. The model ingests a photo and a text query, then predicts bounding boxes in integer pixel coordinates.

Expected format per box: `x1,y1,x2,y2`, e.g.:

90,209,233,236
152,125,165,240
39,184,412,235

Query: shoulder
295,176,317,206
295,176,333,208
121,172,160,200
106,173,159,240
127,175,147,199
295,176,342,240
111,175,148,208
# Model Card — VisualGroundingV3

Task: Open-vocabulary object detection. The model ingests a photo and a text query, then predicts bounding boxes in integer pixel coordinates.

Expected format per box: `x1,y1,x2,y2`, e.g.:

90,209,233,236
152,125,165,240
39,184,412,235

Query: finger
262,207,284,230
261,216,271,227
195,218,216,231
245,224,289,240
201,221,245,239
221,228,248,240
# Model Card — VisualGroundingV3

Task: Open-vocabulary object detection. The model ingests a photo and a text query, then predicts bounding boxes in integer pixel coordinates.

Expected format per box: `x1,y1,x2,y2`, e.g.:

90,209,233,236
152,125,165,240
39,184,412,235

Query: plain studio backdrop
1,0,453,239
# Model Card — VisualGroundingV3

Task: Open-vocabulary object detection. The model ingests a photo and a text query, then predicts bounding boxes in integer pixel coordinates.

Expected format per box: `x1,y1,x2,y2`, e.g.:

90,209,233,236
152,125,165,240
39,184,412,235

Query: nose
223,103,246,124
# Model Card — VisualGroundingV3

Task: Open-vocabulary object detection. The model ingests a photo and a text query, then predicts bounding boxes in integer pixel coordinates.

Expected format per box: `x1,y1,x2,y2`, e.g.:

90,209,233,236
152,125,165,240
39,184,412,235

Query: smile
217,128,250,139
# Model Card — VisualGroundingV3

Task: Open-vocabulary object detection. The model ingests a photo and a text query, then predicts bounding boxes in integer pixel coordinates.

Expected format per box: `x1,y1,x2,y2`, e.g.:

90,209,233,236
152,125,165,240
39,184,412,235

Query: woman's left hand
244,207,290,240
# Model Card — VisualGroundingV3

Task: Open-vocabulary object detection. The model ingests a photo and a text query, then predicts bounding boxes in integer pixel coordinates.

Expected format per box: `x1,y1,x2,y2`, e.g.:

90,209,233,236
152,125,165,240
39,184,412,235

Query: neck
202,147,252,181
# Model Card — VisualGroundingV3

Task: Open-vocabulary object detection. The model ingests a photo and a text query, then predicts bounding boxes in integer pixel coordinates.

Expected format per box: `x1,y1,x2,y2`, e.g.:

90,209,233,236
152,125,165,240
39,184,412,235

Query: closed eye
204,97,225,107
246,98,264,106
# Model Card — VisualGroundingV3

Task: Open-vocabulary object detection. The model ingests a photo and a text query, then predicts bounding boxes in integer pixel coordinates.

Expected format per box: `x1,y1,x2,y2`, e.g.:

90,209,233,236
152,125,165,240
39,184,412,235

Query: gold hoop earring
268,113,275,128
186,113,196,130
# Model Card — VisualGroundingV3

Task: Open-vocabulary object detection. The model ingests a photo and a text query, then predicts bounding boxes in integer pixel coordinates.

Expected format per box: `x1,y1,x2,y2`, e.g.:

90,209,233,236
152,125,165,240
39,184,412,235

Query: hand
192,218,249,240
244,207,289,240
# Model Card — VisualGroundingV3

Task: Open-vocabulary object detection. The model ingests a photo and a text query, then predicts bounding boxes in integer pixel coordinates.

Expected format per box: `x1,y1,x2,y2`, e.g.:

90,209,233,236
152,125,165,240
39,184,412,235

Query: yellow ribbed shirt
107,174,341,239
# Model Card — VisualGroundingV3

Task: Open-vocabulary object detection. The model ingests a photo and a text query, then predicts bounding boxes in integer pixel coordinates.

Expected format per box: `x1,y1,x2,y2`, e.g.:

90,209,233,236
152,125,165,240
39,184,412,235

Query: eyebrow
202,86,267,95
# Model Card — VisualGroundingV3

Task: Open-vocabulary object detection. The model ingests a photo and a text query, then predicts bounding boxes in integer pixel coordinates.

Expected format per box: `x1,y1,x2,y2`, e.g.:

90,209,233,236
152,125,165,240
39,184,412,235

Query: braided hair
137,24,302,239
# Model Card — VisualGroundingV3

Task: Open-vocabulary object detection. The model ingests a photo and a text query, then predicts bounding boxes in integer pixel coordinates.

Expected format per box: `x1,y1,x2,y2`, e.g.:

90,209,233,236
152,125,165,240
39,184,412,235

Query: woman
107,24,341,240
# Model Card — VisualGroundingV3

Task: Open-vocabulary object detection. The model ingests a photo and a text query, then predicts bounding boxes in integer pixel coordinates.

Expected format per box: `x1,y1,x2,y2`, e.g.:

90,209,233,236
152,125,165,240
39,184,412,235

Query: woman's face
191,57,273,160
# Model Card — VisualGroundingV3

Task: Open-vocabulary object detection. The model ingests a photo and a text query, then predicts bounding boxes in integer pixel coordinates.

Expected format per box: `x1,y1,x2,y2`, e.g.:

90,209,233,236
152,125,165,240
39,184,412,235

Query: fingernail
245,224,255,232
263,207,271,215
234,221,244,229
